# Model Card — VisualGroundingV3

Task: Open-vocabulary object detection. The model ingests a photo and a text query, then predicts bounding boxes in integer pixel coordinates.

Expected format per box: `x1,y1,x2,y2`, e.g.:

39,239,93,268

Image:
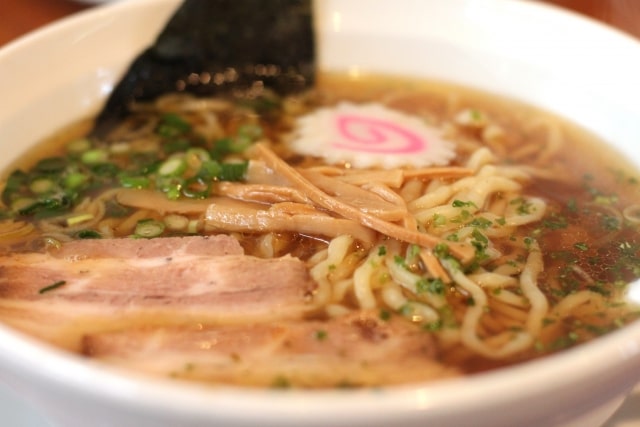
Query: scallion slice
66,138,92,154
29,178,56,194
81,149,109,165
134,218,165,238
158,157,187,177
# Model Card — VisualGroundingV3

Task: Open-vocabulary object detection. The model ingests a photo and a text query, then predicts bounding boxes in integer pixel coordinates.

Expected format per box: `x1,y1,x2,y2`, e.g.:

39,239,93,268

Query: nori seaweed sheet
93,0,315,137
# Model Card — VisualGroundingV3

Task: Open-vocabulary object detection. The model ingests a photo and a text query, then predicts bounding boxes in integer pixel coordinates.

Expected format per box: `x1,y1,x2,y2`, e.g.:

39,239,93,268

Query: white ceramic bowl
2,1,640,426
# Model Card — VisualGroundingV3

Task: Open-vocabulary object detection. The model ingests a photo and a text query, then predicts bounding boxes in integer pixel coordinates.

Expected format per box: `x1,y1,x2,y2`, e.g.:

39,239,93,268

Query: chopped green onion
81,148,109,165
158,157,187,177
76,230,102,239
237,123,263,140
452,200,477,208
119,175,150,189
166,186,182,200
197,160,223,180
156,113,191,138
64,172,89,190
182,176,210,199
35,157,67,174
134,219,165,238
10,197,36,213
163,138,191,154
19,193,75,218
2,170,28,205
186,148,211,163
66,138,92,154
210,138,234,159
29,178,56,194
210,137,251,160
187,219,200,234
156,176,184,200
90,162,120,177
218,161,248,181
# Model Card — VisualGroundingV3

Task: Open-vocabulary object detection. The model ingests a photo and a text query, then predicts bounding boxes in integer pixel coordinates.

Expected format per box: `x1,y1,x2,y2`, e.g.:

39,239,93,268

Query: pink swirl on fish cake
332,115,426,154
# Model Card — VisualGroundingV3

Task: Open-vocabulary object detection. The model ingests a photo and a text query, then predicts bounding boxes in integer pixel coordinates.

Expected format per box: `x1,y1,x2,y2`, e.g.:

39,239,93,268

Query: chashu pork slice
0,235,317,350
83,310,460,388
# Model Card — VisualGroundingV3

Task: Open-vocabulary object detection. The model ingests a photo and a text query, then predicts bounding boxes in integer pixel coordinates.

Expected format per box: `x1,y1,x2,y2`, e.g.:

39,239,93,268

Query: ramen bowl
2,0,640,426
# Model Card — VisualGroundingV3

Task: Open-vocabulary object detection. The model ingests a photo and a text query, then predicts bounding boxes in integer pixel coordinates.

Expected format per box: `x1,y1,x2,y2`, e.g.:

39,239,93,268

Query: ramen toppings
291,102,456,168
83,311,460,387
0,73,639,388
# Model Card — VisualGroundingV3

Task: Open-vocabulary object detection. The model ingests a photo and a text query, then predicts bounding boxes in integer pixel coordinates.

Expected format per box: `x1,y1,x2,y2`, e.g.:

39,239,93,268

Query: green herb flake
452,200,477,208
510,197,533,215
394,255,408,269
594,194,618,206
156,113,191,138
408,244,421,258
315,330,328,341
398,304,413,316
445,233,459,242
432,213,447,227
469,217,493,229
523,237,534,248
534,340,545,352
422,319,443,332
434,243,450,259
574,242,589,251
271,376,291,389
542,318,556,326
450,209,472,223
470,109,483,121
416,277,445,295
76,230,102,239
601,215,621,231
379,309,391,321
470,229,490,262
38,280,67,294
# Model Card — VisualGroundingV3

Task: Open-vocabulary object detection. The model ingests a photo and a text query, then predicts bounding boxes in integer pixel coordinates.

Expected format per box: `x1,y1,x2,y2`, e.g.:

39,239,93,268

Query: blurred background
1,0,640,47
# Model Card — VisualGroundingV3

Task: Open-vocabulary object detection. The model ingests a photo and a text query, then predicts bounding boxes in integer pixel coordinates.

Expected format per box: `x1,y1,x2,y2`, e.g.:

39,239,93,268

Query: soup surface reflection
0,73,639,388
